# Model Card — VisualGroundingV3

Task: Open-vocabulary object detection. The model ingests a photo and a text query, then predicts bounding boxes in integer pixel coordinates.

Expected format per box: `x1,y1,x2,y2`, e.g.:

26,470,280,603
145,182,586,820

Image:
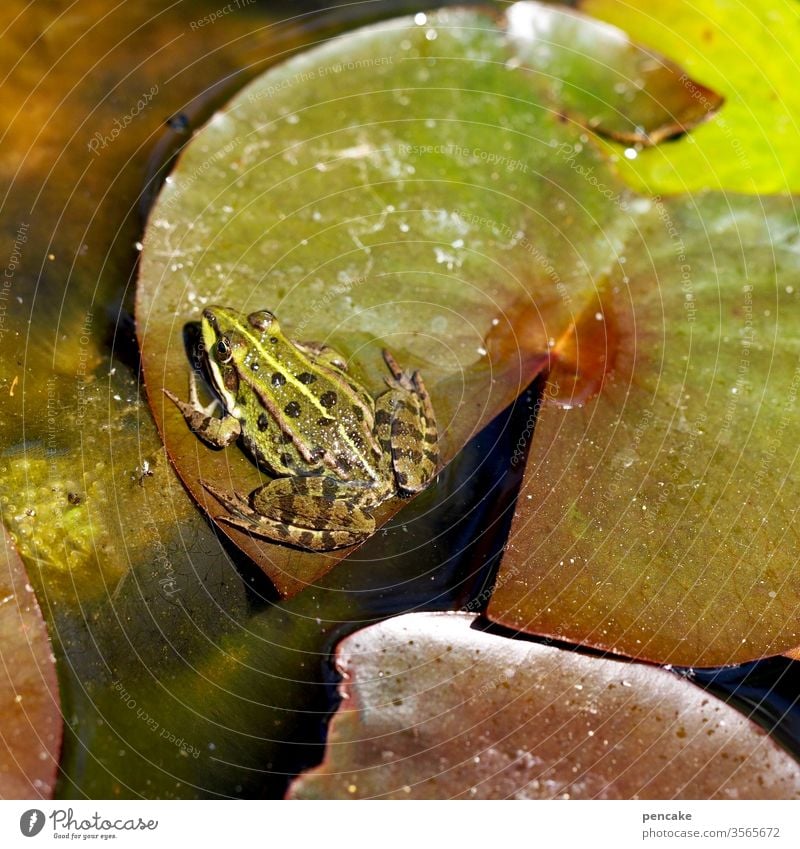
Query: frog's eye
248,310,275,331
216,337,233,363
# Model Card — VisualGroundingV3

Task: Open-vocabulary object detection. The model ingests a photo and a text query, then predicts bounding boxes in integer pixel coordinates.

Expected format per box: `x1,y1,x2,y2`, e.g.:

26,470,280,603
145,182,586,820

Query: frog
164,306,438,551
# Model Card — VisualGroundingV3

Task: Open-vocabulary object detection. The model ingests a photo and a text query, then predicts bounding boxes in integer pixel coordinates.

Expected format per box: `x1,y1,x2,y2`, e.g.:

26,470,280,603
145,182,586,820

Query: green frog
164,306,438,551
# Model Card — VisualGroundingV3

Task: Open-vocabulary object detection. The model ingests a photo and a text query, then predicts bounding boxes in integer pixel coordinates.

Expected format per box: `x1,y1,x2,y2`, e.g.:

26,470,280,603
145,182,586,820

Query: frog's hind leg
376,350,439,494
201,476,375,551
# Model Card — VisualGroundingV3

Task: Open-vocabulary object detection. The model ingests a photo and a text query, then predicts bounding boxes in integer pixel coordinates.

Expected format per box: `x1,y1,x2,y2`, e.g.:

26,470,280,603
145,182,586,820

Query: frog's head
200,305,282,405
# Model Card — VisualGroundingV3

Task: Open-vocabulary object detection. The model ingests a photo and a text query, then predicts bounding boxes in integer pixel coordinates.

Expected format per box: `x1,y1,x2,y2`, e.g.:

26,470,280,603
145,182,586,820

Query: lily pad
137,2,719,595
487,191,800,667
581,0,800,194
0,527,61,798
288,613,800,799
503,1,723,144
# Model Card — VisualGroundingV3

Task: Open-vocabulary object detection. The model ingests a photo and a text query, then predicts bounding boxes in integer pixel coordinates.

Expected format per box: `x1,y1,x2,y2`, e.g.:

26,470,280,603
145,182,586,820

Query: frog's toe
381,349,418,392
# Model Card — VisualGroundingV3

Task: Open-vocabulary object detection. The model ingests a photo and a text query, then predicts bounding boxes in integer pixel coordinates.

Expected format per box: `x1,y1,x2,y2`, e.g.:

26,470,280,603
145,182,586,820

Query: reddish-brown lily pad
487,192,800,667
288,613,800,799
137,2,719,596
0,527,61,799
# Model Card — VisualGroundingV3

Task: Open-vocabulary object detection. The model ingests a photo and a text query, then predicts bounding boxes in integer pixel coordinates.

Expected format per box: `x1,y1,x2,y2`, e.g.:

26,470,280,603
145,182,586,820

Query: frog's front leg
201,476,376,551
376,350,439,494
164,371,241,449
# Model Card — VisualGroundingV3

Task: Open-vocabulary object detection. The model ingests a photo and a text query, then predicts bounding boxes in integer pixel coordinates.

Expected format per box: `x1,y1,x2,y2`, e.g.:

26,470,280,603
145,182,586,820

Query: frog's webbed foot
201,476,375,551
164,371,241,449
377,350,439,494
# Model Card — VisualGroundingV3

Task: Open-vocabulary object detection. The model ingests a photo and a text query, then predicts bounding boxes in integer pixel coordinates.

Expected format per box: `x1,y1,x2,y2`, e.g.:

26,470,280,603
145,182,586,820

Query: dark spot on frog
257,413,270,431
223,369,239,393
320,391,337,408
284,400,302,418
297,372,316,384
392,420,413,437
67,491,82,505
317,416,335,427
271,372,286,387
336,455,352,472
250,361,260,371
352,405,364,421
280,452,294,467
269,337,278,344
310,446,326,462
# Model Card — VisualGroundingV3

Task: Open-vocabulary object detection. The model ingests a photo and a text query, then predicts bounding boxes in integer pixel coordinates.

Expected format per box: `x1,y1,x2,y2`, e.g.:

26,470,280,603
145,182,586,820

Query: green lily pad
503,1,722,144
288,613,800,799
581,0,800,193
137,2,719,595
1,527,61,798
487,191,800,666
